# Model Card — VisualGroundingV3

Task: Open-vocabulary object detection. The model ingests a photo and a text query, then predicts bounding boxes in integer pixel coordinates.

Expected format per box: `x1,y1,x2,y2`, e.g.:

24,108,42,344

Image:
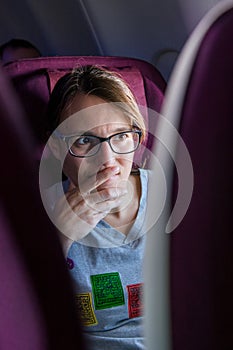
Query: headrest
4,56,166,168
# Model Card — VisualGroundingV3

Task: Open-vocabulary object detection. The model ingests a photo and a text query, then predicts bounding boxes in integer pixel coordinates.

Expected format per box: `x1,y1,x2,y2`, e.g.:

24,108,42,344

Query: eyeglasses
54,129,142,158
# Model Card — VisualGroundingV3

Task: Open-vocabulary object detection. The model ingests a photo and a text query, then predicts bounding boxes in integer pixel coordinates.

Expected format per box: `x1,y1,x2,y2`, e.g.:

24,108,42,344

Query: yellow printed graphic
75,292,98,326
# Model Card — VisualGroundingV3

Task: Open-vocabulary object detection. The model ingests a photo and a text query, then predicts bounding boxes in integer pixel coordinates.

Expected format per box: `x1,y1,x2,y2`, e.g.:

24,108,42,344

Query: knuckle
101,188,117,200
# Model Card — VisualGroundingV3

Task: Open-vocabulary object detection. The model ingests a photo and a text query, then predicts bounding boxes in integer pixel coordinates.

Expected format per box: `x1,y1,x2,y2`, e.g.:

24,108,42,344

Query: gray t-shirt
67,169,148,349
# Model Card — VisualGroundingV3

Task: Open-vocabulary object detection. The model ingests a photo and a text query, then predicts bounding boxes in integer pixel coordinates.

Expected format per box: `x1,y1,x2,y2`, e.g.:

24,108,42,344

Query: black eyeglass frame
53,129,142,158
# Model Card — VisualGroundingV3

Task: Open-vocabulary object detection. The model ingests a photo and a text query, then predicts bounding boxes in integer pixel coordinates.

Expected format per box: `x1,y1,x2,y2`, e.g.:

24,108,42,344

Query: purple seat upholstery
158,2,233,349
4,55,166,169
0,67,86,349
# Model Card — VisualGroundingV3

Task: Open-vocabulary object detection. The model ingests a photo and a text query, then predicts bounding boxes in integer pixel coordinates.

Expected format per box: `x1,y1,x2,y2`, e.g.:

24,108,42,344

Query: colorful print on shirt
75,292,98,326
90,272,125,310
127,283,144,318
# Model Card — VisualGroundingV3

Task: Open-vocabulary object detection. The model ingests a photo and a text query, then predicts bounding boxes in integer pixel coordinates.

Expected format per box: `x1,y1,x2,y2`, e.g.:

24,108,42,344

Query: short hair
0,38,41,61
46,65,146,141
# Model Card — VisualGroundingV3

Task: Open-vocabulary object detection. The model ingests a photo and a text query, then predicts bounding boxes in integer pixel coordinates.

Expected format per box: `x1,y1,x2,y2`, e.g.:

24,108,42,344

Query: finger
95,166,120,186
79,166,120,194
85,186,127,205
68,180,76,191
89,195,125,214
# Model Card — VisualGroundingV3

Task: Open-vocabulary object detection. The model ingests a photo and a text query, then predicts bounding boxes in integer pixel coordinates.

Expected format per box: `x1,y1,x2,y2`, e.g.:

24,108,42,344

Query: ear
48,136,62,160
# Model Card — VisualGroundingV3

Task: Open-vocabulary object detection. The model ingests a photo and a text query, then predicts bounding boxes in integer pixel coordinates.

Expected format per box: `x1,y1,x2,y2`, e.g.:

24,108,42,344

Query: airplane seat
0,66,87,349
155,1,233,349
3,56,166,175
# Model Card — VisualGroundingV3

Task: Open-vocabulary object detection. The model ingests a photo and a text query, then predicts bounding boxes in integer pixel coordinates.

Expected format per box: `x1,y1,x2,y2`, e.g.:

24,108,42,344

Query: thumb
68,179,77,191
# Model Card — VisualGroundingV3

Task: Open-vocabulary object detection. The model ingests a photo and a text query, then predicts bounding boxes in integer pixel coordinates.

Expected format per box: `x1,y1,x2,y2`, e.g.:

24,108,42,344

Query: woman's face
57,94,135,193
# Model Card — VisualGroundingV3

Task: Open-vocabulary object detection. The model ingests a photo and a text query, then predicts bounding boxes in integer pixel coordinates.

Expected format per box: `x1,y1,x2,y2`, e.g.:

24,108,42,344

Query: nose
97,140,115,165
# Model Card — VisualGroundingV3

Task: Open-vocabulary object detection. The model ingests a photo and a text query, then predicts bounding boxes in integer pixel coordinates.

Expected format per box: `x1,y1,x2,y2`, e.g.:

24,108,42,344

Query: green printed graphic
90,272,125,310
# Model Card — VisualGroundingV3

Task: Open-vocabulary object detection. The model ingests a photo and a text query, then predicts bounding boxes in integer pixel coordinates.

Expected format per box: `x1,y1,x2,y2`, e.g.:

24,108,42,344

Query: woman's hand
53,166,127,243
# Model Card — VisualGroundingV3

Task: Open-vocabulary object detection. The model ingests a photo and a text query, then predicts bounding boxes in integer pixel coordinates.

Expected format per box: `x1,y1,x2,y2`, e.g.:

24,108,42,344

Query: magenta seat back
159,2,233,350
0,67,86,349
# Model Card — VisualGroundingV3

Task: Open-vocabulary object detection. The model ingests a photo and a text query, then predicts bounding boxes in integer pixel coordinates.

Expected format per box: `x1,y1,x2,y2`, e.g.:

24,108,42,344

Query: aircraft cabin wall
1,0,222,81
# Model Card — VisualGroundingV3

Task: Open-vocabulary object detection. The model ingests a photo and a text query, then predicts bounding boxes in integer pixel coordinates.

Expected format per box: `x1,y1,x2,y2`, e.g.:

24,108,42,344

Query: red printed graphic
127,283,144,318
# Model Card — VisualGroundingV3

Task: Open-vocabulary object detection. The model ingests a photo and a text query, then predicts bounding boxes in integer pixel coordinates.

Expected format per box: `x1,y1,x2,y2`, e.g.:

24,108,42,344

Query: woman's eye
74,136,91,146
115,133,129,141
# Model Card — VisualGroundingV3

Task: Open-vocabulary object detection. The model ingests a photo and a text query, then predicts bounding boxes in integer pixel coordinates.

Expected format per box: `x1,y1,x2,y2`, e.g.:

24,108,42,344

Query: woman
45,65,149,349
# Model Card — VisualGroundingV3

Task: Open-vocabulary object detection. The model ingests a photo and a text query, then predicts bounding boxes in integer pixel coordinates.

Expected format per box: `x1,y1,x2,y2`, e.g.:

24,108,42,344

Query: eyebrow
58,127,133,138
82,127,132,137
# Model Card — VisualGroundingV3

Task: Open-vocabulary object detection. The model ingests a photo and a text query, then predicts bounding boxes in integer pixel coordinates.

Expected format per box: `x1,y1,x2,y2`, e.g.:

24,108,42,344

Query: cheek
62,156,82,185
123,152,134,163
118,155,134,176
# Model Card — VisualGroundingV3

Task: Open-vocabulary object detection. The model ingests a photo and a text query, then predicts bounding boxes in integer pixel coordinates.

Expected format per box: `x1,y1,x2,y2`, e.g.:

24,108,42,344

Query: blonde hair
47,65,146,140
